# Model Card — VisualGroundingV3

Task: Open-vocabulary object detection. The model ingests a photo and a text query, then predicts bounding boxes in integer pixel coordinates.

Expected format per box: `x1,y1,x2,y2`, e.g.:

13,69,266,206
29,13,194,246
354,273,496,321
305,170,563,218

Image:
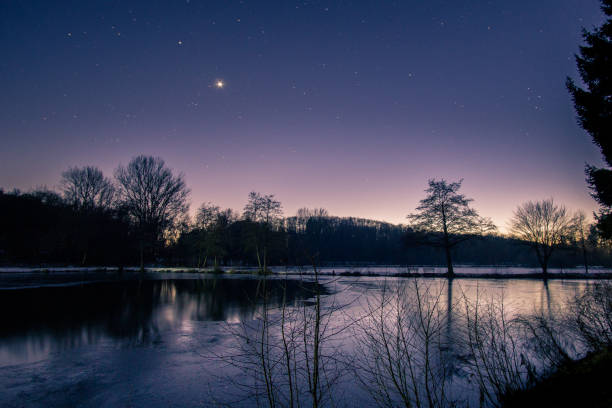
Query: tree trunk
312,263,321,408
197,244,204,269
139,241,144,272
442,210,454,278
534,246,548,277
255,244,262,273
582,241,589,274
445,244,454,278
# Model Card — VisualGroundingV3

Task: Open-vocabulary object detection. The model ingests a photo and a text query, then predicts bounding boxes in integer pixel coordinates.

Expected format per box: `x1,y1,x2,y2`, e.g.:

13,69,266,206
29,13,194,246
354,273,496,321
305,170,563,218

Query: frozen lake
0,271,596,407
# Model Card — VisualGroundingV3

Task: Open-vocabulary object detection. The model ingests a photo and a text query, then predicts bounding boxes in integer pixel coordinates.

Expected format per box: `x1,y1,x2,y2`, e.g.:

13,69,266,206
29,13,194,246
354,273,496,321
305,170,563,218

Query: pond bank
2,266,612,280
502,349,612,408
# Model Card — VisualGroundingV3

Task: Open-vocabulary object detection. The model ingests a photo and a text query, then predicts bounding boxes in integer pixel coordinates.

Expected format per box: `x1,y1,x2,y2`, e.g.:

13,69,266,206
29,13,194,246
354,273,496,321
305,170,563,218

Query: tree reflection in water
0,277,324,363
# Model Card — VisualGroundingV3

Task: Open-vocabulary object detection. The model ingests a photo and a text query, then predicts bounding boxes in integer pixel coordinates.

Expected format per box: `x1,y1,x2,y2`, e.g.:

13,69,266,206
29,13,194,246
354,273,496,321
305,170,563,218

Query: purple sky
0,0,607,229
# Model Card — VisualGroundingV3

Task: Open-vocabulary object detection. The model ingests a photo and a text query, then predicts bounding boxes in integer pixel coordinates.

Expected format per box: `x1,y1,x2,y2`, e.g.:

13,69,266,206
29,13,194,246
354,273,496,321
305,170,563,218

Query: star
215,80,224,89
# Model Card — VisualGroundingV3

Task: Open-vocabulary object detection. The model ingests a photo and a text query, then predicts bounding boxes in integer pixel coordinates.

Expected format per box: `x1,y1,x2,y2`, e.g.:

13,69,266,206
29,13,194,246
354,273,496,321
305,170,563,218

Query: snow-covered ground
0,265,609,275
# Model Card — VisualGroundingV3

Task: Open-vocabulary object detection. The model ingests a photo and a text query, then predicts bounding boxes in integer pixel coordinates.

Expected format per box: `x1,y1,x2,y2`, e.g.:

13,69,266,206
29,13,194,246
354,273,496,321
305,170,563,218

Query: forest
1,176,610,269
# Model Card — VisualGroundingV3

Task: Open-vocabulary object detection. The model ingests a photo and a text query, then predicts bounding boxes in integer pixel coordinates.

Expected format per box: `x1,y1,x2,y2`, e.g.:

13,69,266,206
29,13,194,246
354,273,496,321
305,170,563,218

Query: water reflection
0,277,321,365
338,277,594,407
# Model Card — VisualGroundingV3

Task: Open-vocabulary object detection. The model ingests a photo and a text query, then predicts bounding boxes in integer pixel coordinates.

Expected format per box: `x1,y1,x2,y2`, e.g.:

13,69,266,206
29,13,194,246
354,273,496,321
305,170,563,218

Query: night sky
0,0,606,228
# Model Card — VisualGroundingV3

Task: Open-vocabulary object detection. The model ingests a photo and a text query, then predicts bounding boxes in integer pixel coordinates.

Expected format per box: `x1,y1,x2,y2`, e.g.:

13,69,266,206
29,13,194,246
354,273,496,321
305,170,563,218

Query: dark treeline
2,186,611,268
0,189,137,266
170,212,612,268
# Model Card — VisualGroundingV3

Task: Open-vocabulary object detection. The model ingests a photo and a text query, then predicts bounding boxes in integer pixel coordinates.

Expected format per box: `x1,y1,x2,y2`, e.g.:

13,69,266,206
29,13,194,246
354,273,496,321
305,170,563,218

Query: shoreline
1,267,611,280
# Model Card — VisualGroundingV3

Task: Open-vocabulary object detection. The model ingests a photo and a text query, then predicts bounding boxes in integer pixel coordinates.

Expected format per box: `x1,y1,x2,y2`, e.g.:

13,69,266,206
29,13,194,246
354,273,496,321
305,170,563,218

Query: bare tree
218,267,345,408
195,202,221,268
243,192,283,273
115,155,190,270
407,179,496,277
354,279,453,408
196,202,221,229
195,203,235,269
569,210,591,273
462,290,538,408
295,208,329,232
59,166,116,264
244,192,283,226
61,166,115,211
463,280,612,408
509,199,573,276
567,281,612,352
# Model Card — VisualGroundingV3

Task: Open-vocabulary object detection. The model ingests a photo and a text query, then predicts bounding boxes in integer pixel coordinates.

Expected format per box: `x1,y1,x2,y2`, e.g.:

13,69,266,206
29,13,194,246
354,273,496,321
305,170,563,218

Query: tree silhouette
243,192,283,272
60,166,116,264
509,199,573,276
115,156,190,270
567,0,612,238
407,179,495,277
194,203,236,269
61,166,115,211
194,202,221,268
569,210,592,273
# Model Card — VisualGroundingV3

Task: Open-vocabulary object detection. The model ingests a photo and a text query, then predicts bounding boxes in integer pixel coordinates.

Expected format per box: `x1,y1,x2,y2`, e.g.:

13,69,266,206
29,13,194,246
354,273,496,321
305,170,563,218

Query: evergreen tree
567,0,612,238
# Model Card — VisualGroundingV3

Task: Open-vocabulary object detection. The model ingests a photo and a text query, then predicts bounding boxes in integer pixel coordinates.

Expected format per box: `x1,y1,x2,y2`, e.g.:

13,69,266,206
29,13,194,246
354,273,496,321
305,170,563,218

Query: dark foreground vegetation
502,349,612,408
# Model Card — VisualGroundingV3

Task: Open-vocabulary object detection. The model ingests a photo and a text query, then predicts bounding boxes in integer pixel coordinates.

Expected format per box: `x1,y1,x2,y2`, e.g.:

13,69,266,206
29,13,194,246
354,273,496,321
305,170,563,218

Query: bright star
215,80,224,88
